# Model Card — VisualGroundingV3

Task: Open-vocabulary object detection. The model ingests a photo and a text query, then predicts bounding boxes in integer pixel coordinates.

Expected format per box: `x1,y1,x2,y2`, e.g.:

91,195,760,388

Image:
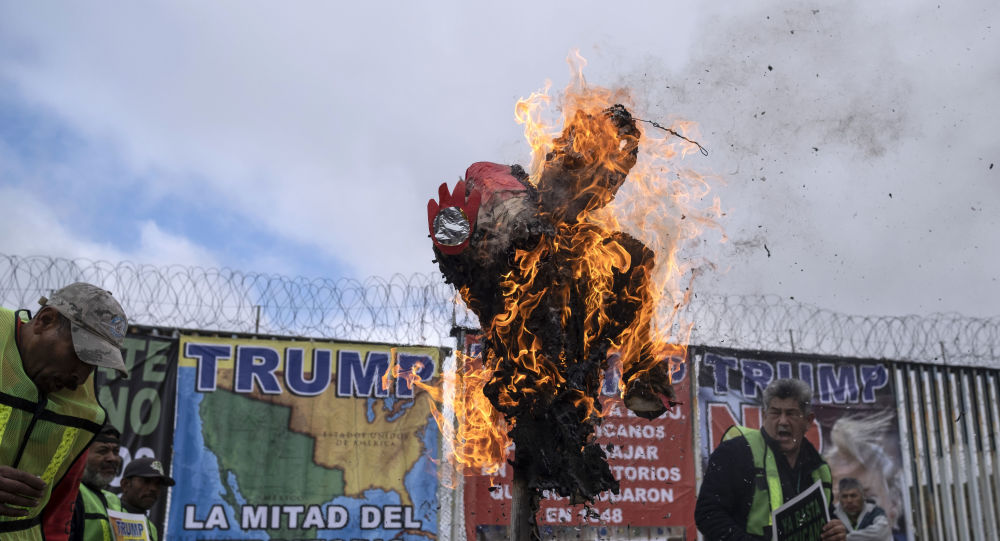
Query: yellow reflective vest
0,307,106,540
78,483,122,541
722,425,832,537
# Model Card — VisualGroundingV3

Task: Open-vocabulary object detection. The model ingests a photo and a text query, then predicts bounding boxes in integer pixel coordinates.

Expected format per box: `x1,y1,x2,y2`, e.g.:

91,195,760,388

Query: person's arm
41,452,87,541
695,438,763,541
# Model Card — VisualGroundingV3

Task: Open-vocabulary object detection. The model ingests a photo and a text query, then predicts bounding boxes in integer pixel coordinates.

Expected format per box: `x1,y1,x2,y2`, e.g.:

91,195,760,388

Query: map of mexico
169,334,443,540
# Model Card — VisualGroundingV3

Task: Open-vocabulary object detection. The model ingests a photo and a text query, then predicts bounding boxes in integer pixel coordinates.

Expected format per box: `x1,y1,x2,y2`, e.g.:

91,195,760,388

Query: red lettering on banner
742,404,762,428
708,402,738,449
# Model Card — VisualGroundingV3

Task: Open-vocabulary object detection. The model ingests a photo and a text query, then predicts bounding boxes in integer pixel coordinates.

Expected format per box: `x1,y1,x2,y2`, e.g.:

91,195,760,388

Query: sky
0,1,997,319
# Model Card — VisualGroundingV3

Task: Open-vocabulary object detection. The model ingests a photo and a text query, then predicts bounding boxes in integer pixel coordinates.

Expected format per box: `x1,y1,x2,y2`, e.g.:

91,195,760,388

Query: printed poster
168,334,444,540
696,347,909,539
97,332,178,532
771,480,829,541
107,509,152,541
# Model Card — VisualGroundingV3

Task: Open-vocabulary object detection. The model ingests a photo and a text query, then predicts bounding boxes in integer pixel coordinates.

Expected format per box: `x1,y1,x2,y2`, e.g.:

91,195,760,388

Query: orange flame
386,349,512,479
426,50,722,478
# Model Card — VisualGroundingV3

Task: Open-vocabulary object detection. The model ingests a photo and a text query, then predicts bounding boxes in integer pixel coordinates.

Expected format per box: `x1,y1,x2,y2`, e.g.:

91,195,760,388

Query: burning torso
428,103,676,504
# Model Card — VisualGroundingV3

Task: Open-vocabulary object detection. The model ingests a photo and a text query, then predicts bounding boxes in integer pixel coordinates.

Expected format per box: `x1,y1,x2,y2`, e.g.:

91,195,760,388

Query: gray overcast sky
0,1,997,318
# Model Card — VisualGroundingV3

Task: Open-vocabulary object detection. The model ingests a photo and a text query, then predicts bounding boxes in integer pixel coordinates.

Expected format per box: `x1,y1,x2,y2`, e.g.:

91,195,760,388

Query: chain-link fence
1,254,997,367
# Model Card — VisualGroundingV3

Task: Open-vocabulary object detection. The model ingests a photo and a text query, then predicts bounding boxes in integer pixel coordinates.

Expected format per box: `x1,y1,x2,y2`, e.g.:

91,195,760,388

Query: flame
520,50,722,387
386,348,512,478
427,50,722,479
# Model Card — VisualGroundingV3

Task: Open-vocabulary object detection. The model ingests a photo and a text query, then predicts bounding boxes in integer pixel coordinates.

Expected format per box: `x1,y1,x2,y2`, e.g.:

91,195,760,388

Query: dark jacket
695,428,831,541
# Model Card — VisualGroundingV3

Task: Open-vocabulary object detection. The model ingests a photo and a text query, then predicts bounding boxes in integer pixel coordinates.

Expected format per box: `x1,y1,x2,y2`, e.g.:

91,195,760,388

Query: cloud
623,0,1000,316
0,184,218,268
0,185,124,261
0,0,996,318
131,220,220,268
0,2,701,279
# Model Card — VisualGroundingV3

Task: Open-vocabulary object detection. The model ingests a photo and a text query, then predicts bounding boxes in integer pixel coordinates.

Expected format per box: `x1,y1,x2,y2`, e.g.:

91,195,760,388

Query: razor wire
1,254,997,367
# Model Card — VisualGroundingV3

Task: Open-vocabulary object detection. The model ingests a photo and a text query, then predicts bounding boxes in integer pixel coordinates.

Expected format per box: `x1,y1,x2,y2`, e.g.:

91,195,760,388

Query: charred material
428,104,674,511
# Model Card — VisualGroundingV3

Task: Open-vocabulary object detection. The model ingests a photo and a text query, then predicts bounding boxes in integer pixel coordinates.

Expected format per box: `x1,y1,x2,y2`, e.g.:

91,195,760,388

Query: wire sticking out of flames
408,52,721,512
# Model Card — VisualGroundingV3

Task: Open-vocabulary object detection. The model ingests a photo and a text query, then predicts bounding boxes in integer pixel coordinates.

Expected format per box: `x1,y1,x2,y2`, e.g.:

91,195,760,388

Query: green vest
722,425,833,537
147,518,158,541
0,308,106,540
79,483,123,541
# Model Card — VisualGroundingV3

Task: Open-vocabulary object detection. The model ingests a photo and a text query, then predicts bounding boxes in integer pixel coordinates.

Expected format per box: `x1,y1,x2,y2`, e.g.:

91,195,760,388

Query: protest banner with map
167,334,444,540
696,347,910,539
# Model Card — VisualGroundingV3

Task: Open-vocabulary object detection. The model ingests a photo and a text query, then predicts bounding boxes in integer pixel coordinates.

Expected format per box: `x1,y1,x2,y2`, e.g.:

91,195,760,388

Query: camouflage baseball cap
38,282,128,376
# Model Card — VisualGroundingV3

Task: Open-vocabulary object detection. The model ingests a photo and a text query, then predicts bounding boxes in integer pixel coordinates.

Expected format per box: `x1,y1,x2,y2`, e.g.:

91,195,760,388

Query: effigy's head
428,162,540,258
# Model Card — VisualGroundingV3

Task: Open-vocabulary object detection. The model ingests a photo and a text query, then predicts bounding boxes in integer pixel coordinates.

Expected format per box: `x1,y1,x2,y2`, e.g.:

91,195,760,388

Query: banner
168,334,443,540
97,331,179,532
696,347,909,539
463,335,696,540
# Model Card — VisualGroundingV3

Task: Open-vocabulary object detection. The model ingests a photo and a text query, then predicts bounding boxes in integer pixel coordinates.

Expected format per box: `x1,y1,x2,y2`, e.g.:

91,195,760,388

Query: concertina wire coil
0,254,996,368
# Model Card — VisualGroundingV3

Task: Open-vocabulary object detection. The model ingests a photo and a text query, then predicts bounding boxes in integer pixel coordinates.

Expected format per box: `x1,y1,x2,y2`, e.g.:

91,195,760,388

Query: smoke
614,1,999,316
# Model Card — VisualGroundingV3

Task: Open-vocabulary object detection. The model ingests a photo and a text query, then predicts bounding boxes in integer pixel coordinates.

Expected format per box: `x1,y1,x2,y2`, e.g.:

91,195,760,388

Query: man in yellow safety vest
119,457,174,541
0,282,129,541
69,424,124,541
695,378,848,541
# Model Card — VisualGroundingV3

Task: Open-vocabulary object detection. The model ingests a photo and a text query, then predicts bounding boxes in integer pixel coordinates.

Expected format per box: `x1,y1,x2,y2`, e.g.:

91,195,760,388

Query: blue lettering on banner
704,354,738,394
114,521,145,536
234,346,282,394
703,353,890,405
776,361,793,380
285,348,333,396
337,351,390,398
799,363,814,390
671,360,687,383
185,342,438,397
394,353,435,398
860,364,889,403
740,359,774,398
817,363,859,404
187,343,232,392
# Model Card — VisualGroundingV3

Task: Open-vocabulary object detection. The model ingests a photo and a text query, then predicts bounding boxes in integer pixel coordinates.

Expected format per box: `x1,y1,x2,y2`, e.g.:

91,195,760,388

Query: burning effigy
424,56,718,539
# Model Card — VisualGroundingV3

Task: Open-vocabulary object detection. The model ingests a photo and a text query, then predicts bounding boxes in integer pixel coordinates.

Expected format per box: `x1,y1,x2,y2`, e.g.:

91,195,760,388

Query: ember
425,54,719,539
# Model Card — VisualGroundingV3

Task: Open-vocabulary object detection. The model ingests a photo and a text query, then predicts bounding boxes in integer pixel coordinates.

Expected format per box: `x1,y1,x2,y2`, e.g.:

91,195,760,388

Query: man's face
763,396,814,456
839,488,865,516
24,312,95,394
82,441,122,489
121,476,166,512
829,452,899,526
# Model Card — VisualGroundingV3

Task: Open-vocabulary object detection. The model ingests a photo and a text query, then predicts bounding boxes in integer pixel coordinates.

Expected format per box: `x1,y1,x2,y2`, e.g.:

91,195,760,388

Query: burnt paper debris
427,104,675,508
